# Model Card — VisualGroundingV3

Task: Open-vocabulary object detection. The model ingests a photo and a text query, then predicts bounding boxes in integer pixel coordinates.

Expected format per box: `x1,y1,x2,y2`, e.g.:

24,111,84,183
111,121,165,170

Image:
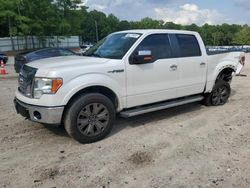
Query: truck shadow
231,89,236,97
43,124,69,137
112,89,238,136
110,102,203,136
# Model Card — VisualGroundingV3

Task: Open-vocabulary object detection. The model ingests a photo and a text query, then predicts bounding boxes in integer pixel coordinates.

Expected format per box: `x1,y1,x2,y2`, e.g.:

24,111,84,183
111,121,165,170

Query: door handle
200,62,206,66
170,64,178,71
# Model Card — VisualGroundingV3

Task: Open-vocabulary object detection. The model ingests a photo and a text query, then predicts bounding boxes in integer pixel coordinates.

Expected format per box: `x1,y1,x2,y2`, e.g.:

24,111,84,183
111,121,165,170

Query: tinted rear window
36,49,59,56
176,34,201,57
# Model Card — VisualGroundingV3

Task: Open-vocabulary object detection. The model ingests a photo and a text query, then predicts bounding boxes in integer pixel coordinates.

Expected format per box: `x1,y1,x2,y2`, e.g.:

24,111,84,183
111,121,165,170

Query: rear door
173,34,207,97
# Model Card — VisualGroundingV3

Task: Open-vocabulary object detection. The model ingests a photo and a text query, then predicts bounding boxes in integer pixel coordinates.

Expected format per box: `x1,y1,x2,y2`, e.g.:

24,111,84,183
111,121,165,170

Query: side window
36,49,51,56
136,34,172,61
49,49,61,56
36,49,60,57
176,34,201,57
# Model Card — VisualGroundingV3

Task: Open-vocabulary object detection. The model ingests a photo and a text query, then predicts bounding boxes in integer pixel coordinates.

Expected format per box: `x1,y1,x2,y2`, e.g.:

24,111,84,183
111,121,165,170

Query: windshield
84,33,142,59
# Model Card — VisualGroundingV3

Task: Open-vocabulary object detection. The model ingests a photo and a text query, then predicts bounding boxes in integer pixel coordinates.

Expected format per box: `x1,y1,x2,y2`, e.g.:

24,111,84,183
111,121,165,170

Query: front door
125,34,179,108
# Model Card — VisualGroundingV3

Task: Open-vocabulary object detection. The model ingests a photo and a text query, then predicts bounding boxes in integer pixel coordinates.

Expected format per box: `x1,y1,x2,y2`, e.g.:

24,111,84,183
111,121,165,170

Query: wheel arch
215,67,235,83
64,85,120,112
205,61,237,93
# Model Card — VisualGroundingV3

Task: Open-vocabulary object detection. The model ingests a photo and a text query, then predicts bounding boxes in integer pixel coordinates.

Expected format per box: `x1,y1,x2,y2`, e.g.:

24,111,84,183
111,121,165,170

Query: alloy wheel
77,103,110,136
211,86,229,105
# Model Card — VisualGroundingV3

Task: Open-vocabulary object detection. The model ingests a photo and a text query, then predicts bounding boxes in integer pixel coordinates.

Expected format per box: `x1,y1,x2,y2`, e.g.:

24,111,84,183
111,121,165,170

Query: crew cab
14,29,245,143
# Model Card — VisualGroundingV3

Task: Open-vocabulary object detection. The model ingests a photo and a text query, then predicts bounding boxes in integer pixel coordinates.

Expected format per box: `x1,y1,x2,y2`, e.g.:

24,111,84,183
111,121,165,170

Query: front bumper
14,98,64,125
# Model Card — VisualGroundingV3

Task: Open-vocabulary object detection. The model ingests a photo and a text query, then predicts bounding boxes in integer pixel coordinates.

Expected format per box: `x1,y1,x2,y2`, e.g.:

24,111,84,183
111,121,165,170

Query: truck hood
27,56,110,70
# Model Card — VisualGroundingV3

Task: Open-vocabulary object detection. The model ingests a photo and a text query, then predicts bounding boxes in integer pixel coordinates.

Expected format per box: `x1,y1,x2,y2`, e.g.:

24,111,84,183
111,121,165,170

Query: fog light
33,111,41,120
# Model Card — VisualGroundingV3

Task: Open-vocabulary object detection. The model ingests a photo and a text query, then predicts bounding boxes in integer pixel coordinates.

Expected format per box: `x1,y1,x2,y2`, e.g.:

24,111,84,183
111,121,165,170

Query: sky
83,0,250,25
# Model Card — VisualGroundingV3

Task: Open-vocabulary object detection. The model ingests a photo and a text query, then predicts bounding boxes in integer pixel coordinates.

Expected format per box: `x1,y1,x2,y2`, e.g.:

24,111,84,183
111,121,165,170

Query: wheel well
66,86,118,110
216,68,235,83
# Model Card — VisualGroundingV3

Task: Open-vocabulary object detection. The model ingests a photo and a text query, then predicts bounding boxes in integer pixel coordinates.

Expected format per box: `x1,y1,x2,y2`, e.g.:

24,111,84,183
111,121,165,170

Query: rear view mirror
130,50,153,64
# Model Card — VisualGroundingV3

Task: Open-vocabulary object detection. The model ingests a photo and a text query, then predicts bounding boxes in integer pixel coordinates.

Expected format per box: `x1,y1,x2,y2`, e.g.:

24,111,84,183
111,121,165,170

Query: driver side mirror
130,50,153,64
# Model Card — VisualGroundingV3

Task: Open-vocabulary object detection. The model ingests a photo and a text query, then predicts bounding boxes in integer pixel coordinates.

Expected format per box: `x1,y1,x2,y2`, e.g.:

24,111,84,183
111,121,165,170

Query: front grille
18,65,37,98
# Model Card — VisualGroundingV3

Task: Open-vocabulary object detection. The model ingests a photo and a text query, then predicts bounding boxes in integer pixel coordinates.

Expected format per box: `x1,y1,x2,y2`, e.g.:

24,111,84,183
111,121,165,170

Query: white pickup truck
14,29,245,143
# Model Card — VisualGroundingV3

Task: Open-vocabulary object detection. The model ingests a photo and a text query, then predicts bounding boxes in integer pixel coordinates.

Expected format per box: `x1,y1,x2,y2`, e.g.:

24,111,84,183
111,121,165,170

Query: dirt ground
0,55,250,188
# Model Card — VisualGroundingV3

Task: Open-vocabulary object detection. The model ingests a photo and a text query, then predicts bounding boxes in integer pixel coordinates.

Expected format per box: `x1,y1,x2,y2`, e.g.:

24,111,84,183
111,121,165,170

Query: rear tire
203,80,231,106
64,93,116,143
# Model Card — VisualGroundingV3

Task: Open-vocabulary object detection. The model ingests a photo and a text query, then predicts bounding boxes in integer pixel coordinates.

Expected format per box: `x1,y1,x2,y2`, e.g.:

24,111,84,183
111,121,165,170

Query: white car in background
79,44,93,54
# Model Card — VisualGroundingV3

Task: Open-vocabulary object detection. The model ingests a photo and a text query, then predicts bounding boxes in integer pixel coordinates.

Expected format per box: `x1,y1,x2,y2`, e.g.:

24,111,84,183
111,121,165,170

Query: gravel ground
0,55,250,188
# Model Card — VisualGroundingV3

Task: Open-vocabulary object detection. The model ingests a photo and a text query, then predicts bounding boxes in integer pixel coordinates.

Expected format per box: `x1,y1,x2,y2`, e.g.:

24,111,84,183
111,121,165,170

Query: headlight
33,78,63,99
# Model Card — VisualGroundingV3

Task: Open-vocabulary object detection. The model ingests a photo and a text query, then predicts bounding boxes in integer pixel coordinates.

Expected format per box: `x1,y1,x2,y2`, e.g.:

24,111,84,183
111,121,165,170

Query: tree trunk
8,16,15,51
57,36,59,47
25,36,28,49
16,36,19,51
31,36,35,49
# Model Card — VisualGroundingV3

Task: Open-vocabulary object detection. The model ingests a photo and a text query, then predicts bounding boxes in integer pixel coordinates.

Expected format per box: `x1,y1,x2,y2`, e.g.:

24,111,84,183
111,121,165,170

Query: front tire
64,93,116,143
203,80,231,106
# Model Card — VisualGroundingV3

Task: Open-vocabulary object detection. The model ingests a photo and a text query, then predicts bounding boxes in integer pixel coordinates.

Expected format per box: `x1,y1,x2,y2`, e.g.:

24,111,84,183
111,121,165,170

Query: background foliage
0,0,250,46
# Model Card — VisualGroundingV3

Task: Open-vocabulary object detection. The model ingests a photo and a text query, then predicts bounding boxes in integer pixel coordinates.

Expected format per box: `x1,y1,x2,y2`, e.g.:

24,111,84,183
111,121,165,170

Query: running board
120,95,204,118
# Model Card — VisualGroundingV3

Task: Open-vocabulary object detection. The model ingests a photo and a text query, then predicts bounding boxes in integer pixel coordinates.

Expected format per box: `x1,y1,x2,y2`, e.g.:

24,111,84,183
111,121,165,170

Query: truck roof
115,29,198,35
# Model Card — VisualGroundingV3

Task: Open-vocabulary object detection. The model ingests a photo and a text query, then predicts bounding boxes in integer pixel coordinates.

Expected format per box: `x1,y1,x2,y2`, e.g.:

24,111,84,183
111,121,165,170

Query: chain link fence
0,36,80,52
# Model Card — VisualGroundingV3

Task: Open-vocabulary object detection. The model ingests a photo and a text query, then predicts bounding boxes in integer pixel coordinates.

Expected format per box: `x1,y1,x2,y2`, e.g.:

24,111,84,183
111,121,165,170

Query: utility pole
95,20,99,43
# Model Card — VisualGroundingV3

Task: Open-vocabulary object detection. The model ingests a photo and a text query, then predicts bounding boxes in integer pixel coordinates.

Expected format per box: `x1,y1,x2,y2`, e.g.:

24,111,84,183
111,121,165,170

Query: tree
199,24,217,45
183,24,200,32
0,0,249,47
105,14,120,33
0,0,26,49
54,0,81,18
131,17,163,29
118,20,131,31
163,22,182,30
233,28,250,45
54,0,84,36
